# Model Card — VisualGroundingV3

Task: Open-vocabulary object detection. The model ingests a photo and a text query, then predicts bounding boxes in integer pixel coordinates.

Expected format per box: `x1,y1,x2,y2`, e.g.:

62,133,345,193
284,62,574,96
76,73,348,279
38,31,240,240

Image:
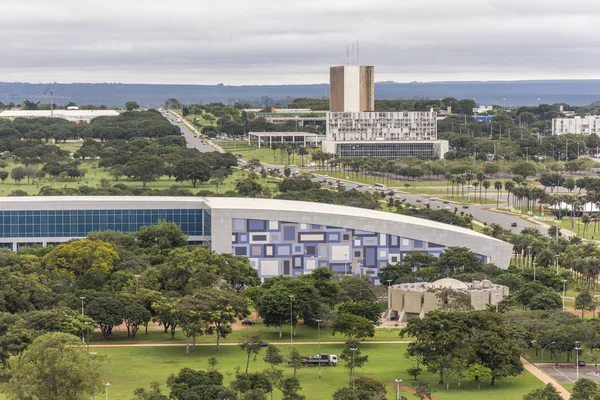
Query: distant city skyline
2,0,600,85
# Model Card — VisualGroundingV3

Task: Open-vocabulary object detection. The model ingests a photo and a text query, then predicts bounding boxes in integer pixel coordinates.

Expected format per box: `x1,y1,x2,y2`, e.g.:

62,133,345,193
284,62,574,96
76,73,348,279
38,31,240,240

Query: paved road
163,111,214,153
306,173,547,234
88,340,412,348
522,357,570,399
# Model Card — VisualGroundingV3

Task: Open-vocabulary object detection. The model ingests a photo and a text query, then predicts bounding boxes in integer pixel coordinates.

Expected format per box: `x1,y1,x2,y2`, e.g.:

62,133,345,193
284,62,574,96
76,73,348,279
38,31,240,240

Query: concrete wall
343,66,360,113
403,291,423,314
329,67,345,112
360,66,375,112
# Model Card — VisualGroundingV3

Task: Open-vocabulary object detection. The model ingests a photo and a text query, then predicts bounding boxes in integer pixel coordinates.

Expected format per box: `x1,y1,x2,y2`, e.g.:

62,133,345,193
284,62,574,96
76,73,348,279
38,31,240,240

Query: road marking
552,367,575,383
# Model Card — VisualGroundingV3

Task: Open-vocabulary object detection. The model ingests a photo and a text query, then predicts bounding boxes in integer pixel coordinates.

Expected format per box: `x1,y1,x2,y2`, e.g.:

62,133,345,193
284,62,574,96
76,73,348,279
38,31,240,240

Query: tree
0,170,7,183
337,301,383,325
86,296,125,339
125,101,140,111
288,347,304,378
167,367,230,400
41,239,119,277
467,363,492,390
331,313,375,339
264,345,284,370
523,383,562,400
135,221,187,252
575,291,596,318
571,378,599,400
407,366,422,380
239,333,264,373
230,371,271,400
132,381,169,400
279,377,305,400
4,332,105,400
126,154,164,186
511,162,537,179
353,376,387,400
10,167,25,185
123,302,151,338
340,340,368,382
339,276,377,302
412,380,434,400
209,168,229,193
203,286,250,351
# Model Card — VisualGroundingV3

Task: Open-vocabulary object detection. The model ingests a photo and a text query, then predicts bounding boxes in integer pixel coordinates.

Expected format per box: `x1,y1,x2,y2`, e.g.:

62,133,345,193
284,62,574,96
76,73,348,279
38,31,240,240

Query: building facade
326,111,438,141
388,278,508,322
321,140,449,160
330,66,375,113
0,197,512,280
552,116,600,135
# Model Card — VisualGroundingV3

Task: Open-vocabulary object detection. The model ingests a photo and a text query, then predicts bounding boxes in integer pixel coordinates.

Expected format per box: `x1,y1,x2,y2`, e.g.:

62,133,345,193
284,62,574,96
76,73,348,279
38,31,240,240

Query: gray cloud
1,0,600,84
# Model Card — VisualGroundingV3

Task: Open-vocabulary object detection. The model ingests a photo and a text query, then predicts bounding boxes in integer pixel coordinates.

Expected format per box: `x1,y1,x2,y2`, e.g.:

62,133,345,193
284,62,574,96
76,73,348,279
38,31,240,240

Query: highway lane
163,111,214,153
307,173,546,234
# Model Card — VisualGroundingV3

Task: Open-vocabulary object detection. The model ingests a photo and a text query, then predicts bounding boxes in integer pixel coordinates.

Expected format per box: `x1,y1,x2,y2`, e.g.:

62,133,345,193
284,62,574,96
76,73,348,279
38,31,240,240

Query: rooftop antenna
352,42,355,65
346,45,349,66
44,88,54,118
357,39,360,66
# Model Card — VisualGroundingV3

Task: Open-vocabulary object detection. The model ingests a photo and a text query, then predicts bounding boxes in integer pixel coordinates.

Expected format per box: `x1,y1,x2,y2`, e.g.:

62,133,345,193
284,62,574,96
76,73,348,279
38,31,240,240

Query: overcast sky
2,0,600,85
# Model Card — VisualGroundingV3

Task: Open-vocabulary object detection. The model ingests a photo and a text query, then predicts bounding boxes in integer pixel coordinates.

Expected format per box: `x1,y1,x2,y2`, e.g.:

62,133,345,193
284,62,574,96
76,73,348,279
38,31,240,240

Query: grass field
214,140,314,166
0,343,545,400
78,344,546,400
0,163,277,196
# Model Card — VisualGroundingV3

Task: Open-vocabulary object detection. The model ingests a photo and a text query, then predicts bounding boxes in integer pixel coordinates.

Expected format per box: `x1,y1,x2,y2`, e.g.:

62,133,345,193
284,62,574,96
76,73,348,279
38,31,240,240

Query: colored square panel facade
232,219,488,280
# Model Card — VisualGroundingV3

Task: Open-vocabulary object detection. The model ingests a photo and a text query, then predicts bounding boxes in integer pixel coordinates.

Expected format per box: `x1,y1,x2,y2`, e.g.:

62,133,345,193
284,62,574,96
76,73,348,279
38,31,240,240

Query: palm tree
483,180,490,202
582,213,592,238
505,181,515,207
476,171,486,202
298,146,308,167
445,173,452,198
494,181,503,208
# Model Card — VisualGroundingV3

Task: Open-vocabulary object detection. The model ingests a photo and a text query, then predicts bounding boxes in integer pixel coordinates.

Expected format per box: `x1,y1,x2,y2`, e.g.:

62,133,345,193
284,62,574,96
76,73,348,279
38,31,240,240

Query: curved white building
0,197,512,280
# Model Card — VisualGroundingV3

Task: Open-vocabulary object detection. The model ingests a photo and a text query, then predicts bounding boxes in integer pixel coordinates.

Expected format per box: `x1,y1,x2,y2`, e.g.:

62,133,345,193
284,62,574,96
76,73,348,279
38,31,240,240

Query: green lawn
0,343,547,400
88,321,405,346
0,165,276,197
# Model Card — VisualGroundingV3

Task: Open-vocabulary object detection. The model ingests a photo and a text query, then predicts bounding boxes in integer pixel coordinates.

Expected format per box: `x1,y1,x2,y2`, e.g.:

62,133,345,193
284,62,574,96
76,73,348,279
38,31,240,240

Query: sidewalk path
88,340,412,348
521,356,570,399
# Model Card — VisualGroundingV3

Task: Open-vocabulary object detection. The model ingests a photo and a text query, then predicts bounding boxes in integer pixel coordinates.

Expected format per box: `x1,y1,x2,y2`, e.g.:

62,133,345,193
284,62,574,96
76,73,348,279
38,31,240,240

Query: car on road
579,360,586,367
241,319,255,325
328,182,333,186
429,197,439,201
462,206,469,209
416,199,422,203
356,184,363,188
443,201,449,204
324,174,329,178
511,222,517,227
445,206,452,210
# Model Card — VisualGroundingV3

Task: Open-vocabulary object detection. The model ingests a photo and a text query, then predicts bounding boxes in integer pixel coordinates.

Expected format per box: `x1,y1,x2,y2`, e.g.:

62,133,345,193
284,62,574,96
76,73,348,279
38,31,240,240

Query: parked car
511,222,518,227
241,319,255,326
579,360,586,367
462,205,469,209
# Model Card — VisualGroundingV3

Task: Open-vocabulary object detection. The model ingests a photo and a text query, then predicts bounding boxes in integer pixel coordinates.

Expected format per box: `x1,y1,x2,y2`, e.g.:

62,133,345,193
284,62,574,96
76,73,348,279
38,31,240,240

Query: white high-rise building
552,116,600,135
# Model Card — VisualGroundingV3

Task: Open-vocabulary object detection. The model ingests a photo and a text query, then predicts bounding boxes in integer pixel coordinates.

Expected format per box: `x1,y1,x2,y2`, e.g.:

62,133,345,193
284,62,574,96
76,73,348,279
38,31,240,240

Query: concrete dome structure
431,278,469,290
387,279,508,323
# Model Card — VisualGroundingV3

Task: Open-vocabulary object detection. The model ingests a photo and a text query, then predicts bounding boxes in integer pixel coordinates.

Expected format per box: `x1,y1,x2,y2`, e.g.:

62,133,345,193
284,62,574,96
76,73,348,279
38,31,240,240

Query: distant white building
0,109,118,122
552,116,600,135
322,110,448,160
473,105,493,114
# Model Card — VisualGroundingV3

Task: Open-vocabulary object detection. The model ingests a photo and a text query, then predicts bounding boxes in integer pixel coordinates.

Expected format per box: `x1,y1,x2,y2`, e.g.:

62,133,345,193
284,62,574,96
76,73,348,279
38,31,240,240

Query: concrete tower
329,66,374,112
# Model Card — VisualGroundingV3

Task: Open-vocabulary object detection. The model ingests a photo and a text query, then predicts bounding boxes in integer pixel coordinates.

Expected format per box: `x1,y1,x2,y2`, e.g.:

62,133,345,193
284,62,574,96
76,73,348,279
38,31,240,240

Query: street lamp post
575,344,582,381
350,348,358,390
134,274,140,294
85,321,90,352
344,253,348,276
316,319,322,379
541,341,556,365
562,279,567,311
527,245,532,270
79,296,85,343
555,254,560,275
394,378,402,400
289,295,294,347
387,279,392,332
104,382,111,400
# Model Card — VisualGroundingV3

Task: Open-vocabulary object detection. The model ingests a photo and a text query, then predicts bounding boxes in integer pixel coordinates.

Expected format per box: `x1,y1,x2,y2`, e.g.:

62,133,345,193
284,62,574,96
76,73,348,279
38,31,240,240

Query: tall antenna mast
352,42,355,65
346,45,349,66
44,88,54,118
357,39,360,65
